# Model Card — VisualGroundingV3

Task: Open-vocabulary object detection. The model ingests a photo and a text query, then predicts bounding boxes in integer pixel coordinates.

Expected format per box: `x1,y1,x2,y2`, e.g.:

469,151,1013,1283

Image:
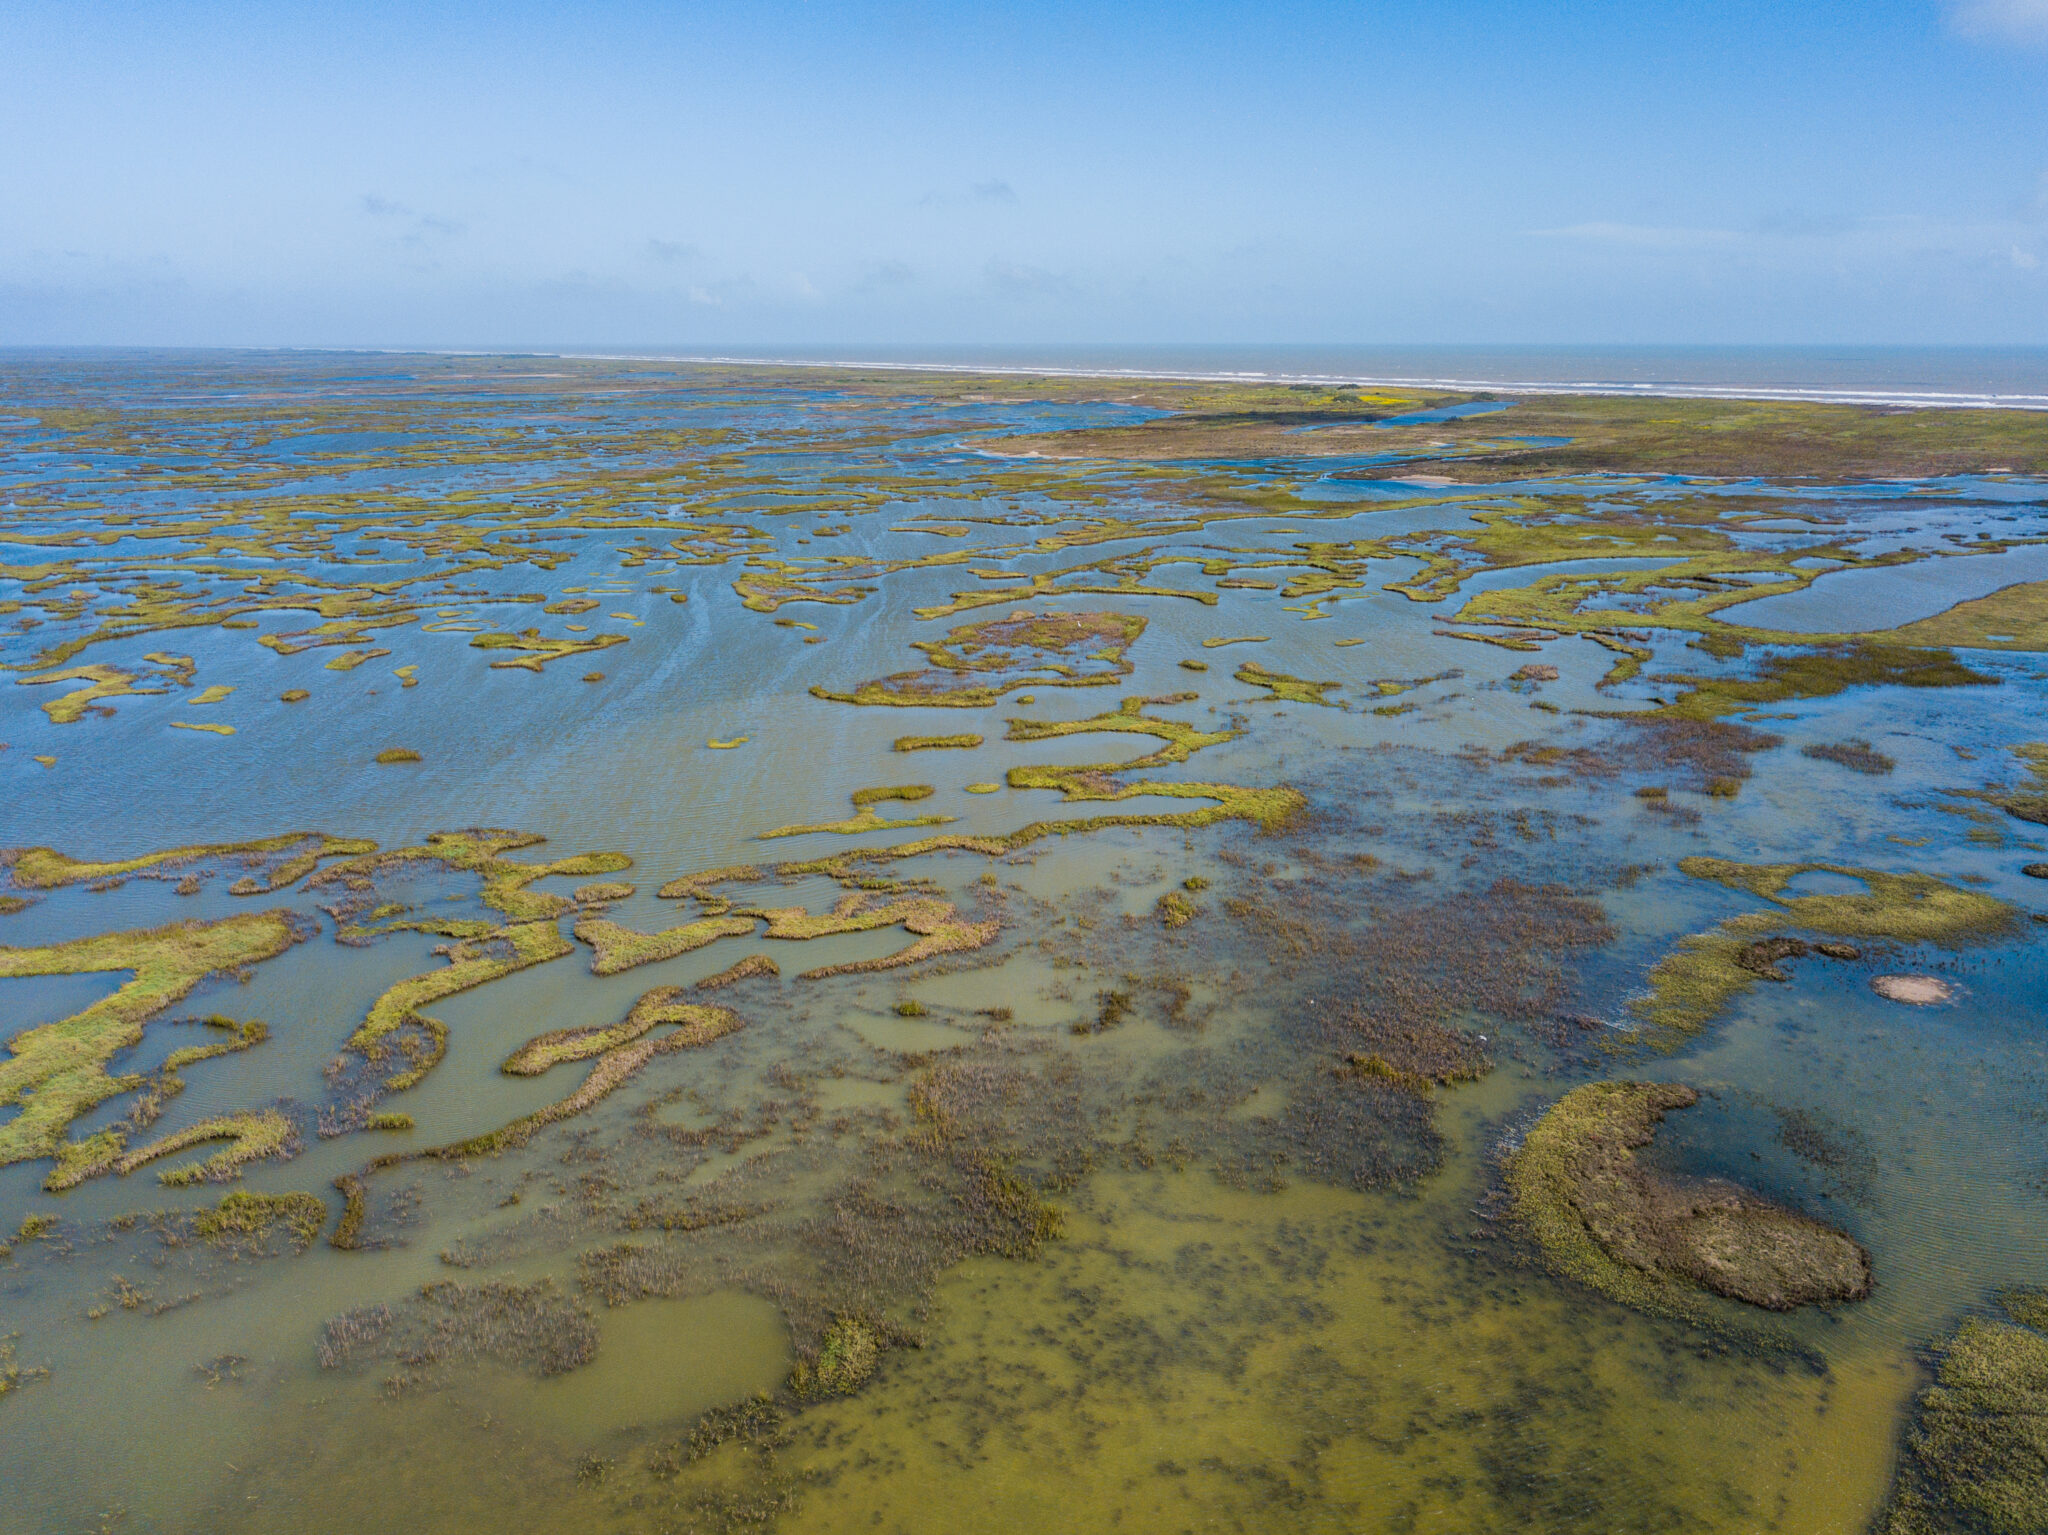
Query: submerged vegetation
1957,741,2048,827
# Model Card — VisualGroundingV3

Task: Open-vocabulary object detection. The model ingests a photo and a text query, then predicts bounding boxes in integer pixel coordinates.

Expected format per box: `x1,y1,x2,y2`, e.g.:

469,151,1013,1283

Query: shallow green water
1,353,2045,1534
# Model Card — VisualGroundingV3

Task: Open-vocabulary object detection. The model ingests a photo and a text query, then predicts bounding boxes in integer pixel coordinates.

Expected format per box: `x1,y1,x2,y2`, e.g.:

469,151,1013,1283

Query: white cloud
1949,0,2048,44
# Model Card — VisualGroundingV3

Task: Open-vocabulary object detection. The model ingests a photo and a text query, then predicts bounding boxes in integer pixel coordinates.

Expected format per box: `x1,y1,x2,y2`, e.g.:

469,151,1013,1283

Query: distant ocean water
590,344,2048,410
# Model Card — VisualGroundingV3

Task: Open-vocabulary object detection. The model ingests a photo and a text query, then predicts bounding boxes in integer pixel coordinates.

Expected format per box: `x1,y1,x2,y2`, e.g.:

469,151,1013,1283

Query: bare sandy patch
1871,974,1956,1005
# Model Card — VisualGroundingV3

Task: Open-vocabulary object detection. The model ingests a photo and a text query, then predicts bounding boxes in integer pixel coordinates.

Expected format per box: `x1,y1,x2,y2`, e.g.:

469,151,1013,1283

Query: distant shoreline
555,348,2048,412
7,342,2048,411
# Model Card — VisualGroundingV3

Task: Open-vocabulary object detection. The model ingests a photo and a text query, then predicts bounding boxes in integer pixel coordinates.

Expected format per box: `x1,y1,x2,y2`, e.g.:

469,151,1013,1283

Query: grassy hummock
789,1315,886,1399
1506,1081,1871,1319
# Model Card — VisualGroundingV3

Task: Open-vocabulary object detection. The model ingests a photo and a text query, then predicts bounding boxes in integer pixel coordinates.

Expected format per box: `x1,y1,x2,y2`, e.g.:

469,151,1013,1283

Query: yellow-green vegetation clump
760,784,955,839
311,829,629,925
1650,643,1997,721
757,894,1000,979
696,953,779,989
577,867,999,986
1158,890,1198,928
0,1332,50,1400
501,988,740,1074
192,1191,327,1250
1879,1294,2048,1535
374,748,420,764
19,660,179,724
1630,858,2018,1047
572,881,635,904
346,920,573,1088
1234,660,1343,707
113,1111,297,1187
335,984,751,1243
280,689,310,702
1003,763,1302,834
772,762,1303,881
574,910,758,976
1890,578,2048,652
1507,1082,1871,1318
366,1112,413,1131
893,733,982,752
789,1315,886,1399
8,830,373,894
2003,1286,2048,1331
308,831,631,1088
1003,694,1236,765
0,912,305,1181
653,865,761,903
107,1014,273,1137
812,609,1146,707
469,629,627,671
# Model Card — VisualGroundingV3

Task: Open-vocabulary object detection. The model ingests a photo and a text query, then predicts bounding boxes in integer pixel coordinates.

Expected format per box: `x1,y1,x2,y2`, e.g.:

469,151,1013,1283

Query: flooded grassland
2,353,2046,1534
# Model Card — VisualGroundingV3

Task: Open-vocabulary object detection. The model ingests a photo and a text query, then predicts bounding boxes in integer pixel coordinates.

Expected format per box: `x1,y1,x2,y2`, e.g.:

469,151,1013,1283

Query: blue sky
3,0,2046,345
